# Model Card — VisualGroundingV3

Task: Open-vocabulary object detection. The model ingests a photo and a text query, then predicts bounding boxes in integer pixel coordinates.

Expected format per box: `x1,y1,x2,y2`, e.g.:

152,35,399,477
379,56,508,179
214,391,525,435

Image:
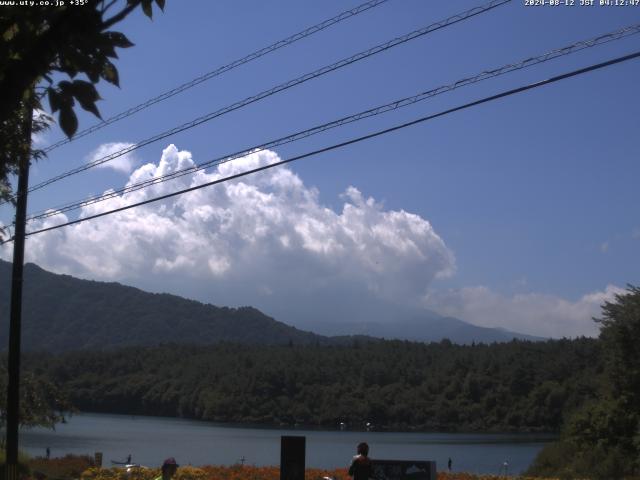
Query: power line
22,0,510,197
7,49,638,243
42,0,391,153
25,23,640,223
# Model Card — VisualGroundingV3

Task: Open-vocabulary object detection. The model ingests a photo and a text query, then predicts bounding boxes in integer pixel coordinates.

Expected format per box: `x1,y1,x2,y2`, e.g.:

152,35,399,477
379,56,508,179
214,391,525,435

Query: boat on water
111,454,135,467
110,462,145,472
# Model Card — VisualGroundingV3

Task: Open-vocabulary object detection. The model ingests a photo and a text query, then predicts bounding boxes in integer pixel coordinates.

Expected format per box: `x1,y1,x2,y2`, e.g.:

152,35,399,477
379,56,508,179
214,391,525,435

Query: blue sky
2,0,639,337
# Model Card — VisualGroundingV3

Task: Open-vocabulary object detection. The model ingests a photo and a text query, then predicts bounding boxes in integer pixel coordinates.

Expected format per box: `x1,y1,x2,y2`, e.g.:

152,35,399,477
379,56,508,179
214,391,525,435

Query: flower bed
80,465,560,480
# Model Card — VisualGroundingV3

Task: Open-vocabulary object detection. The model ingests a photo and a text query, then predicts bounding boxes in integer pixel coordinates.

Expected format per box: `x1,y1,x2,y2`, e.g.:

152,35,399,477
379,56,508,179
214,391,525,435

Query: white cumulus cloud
422,284,625,338
4,144,455,326
1,144,622,339
88,142,139,173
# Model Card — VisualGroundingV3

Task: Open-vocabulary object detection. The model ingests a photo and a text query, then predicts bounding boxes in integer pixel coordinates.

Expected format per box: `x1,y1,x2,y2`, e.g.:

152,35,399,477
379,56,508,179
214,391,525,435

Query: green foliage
0,261,332,351
524,440,579,480
527,286,640,479
28,454,95,480
597,285,640,404
0,102,51,212
0,0,165,203
528,400,639,480
23,337,602,433
0,362,73,429
0,450,31,480
528,438,634,480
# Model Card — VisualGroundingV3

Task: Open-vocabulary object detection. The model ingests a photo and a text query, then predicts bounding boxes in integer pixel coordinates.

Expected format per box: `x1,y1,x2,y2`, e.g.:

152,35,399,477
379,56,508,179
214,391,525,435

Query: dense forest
525,286,640,479
5,285,638,479
21,337,601,433
0,261,333,351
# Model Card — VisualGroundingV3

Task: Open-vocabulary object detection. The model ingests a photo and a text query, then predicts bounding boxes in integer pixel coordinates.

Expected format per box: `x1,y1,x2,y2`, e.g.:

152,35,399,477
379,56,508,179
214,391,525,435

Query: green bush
0,449,31,480
28,454,95,480
526,287,640,480
525,439,578,479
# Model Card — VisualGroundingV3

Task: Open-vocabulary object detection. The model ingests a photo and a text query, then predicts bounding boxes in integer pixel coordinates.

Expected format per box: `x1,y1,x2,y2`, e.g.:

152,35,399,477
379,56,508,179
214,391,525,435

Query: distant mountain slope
0,260,328,351
0,260,543,350
303,314,545,344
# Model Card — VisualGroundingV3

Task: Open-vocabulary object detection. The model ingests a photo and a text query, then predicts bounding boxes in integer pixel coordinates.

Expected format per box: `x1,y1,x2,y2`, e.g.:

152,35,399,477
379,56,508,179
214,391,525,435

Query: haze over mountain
300,315,545,344
0,260,540,351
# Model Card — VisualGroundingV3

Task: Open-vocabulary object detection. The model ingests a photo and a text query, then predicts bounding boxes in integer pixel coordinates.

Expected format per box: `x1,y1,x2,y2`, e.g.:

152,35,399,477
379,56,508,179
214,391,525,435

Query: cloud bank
423,284,624,338
1,145,621,338
8,145,455,325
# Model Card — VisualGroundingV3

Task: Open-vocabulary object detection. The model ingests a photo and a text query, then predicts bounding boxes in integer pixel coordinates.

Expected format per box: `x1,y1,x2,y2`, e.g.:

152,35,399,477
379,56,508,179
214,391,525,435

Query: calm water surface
19,413,555,475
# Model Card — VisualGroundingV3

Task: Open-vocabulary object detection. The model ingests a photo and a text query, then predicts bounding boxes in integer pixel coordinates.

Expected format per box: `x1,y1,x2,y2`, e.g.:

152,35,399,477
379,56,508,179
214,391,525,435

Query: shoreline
56,410,561,437
20,412,550,475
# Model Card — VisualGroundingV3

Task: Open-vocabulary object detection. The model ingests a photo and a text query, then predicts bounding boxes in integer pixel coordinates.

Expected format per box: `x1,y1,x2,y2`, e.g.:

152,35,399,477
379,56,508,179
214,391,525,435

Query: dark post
280,436,305,480
5,98,33,480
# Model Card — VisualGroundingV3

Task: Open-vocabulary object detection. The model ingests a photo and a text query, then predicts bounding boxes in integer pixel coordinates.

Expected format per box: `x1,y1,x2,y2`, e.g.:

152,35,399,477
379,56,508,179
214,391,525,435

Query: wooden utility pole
5,96,33,480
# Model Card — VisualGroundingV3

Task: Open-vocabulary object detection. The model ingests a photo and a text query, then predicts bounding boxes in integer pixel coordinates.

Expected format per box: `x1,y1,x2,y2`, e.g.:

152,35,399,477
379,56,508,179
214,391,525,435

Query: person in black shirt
348,442,372,480
154,457,178,480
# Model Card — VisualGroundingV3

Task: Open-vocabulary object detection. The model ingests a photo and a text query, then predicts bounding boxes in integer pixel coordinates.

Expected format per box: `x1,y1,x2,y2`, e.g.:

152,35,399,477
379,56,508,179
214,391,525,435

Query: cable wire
22,0,510,197
42,0,391,153
25,23,640,223
7,49,638,242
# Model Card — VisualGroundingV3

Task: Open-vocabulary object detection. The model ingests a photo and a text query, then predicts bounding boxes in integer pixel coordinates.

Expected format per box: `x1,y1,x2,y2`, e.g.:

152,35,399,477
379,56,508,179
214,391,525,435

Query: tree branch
102,1,140,30
101,0,119,15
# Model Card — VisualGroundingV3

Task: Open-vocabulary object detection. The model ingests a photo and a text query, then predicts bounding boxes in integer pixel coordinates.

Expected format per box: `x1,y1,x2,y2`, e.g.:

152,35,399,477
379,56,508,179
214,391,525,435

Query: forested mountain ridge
0,260,540,350
0,260,329,351
23,337,602,432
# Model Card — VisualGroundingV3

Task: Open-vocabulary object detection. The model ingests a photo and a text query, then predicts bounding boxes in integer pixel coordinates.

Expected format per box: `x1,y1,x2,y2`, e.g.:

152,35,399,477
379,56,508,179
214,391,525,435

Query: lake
19,413,555,475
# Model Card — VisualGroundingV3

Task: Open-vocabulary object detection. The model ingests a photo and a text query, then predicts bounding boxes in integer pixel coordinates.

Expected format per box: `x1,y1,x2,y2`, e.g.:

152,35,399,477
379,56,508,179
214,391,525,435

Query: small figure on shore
46,447,50,460
348,442,372,480
127,454,132,464
447,457,452,472
155,457,179,480
501,460,509,476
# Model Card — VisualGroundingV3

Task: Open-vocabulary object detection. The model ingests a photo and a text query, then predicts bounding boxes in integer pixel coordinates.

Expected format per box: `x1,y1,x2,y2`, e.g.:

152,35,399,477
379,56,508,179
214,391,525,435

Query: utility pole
5,95,33,480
